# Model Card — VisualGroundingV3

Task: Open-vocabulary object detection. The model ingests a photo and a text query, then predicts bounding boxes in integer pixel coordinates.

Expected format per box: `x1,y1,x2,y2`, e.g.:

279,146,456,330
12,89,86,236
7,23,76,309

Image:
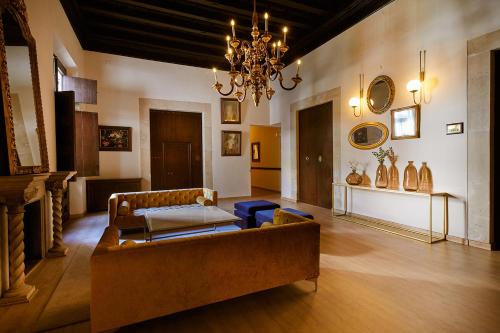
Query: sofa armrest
93,226,120,255
203,188,218,206
108,194,119,226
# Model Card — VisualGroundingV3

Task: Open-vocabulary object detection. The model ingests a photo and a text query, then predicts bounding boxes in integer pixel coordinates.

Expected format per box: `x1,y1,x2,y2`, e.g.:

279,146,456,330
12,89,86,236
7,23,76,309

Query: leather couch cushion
117,201,130,216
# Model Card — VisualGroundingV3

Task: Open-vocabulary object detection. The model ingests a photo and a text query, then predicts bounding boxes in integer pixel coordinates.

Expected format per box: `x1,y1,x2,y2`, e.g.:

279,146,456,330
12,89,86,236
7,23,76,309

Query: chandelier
211,0,302,107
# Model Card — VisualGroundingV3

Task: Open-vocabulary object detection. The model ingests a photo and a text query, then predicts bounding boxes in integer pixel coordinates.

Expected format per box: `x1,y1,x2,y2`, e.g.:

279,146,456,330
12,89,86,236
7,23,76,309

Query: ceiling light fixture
211,0,302,107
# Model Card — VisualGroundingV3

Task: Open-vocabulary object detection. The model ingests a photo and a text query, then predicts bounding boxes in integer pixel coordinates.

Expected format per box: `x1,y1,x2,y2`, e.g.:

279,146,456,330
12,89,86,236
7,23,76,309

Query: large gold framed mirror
366,75,395,114
0,0,48,175
348,122,388,150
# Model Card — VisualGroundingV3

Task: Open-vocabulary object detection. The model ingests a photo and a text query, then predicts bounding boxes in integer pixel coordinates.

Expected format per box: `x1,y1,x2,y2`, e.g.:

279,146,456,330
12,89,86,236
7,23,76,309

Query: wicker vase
375,162,388,188
388,161,399,190
346,170,362,185
418,162,433,193
403,161,418,191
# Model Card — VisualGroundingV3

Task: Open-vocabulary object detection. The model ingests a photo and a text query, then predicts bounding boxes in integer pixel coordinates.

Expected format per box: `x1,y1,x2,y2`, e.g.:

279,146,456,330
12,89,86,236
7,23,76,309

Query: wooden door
298,102,333,208
75,111,99,176
150,110,202,190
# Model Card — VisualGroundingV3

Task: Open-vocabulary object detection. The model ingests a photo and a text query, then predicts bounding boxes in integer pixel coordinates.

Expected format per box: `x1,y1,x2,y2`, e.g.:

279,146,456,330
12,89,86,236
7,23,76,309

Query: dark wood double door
298,102,333,209
150,110,203,190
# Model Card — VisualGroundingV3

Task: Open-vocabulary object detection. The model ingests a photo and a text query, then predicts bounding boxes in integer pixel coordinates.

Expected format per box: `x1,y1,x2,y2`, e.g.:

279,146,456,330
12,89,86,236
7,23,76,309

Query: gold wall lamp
406,50,426,105
348,74,364,117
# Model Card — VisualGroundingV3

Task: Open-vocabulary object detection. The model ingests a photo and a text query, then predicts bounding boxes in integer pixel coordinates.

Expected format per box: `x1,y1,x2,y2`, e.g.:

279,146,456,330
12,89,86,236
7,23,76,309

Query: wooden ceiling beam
87,22,226,52
79,6,222,39
182,0,309,29
266,0,328,16
87,35,223,64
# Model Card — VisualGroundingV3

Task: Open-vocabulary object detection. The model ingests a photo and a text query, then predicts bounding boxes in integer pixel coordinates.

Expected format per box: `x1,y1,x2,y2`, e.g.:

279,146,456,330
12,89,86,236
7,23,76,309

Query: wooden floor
1,189,500,332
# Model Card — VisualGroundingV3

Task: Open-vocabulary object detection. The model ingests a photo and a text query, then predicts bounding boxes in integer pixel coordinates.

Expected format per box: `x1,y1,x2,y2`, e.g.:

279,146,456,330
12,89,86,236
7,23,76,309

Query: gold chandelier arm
278,72,302,91
212,81,235,96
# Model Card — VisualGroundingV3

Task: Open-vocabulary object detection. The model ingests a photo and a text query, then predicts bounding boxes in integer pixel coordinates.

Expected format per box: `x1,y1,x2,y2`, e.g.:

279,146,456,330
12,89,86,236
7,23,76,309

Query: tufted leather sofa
90,214,320,332
108,188,217,229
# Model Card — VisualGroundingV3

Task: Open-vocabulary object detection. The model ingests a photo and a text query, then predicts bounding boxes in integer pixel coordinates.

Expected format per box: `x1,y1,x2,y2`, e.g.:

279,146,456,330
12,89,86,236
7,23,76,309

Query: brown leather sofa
108,188,217,229
90,211,320,332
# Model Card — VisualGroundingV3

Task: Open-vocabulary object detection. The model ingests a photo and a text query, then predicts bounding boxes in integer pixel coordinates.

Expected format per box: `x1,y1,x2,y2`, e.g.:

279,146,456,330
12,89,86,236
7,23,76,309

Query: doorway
298,102,333,209
150,110,203,190
250,125,281,196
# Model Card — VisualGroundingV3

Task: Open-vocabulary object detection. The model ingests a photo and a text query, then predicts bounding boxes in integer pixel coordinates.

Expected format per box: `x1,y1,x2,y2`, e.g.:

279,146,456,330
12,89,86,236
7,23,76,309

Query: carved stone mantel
0,173,48,305
46,171,77,257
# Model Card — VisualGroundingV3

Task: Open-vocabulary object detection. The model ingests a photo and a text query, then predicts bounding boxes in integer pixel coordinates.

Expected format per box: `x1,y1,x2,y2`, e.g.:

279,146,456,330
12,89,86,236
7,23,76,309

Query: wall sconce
349,74,364,117
407,50,426,105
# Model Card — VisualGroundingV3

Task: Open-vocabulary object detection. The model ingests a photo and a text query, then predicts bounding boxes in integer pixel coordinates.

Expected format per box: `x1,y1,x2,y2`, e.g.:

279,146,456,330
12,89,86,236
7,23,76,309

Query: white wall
83,52,269,202
270,0,500,241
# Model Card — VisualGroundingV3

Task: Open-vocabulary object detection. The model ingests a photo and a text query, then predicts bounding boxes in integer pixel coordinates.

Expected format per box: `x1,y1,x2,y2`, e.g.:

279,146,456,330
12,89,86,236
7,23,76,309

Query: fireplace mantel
0,171,76,306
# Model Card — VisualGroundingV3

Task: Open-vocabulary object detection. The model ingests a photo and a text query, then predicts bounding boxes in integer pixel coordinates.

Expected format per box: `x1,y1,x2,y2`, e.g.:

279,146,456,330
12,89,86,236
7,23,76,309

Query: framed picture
391,105,420,140
446,122,464,135
221,98,241,124
221,130,241,156
251,142,261,162
98,125,132,151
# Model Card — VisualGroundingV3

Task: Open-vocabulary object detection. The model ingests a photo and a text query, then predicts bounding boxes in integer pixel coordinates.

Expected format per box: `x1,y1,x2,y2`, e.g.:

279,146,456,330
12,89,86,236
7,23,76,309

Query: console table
332,183,455,244
86,178,142,211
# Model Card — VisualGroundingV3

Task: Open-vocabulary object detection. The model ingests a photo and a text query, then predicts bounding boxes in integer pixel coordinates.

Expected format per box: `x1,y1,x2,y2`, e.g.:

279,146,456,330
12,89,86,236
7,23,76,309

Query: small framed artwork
446,122,464,135
98,125,132,151
221,98,241,124
391,105,421,140
221,130,242,156
251,142,261,162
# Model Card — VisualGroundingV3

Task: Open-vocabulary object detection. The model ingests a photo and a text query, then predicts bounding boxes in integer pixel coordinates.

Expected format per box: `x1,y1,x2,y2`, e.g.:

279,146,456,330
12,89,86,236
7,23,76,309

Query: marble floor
0,189,499,332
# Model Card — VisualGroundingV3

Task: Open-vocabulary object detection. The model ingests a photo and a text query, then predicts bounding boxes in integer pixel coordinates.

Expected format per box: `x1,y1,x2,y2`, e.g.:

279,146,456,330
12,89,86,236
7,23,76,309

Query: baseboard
252,186,280,193
281,196,297,203
445,234,467,245
468,239,492,250
335,211,494,250
69,213,85,219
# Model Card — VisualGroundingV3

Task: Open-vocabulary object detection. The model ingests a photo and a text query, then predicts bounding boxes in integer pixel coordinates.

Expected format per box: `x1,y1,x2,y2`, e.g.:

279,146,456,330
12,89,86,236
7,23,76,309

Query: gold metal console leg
429,195,433,244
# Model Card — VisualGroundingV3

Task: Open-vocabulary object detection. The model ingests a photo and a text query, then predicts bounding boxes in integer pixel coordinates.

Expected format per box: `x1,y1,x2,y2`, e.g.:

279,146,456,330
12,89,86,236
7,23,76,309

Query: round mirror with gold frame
366,75,395,114
348,122,388,150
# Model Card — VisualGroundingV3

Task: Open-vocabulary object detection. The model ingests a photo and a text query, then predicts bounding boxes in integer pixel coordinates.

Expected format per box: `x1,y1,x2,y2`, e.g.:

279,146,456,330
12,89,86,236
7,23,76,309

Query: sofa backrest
91,221,320,332
115,188,205,209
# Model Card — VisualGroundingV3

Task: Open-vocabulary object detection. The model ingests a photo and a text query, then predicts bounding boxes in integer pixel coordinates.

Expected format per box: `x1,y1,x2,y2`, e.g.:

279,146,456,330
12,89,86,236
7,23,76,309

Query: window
54,56,66,92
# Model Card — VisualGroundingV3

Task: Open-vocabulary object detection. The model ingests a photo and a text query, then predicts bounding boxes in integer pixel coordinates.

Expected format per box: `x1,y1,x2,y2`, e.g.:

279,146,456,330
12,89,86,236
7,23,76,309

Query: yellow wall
250,126,281,192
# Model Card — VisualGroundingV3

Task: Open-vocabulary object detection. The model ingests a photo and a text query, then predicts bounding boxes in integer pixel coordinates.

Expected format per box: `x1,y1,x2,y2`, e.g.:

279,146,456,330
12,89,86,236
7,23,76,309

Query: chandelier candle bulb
231,19,236,37
277,41,281,60
212,68,217,82
226,35,230,49
283,27,288,44
296,59,301,76
264,13,268,32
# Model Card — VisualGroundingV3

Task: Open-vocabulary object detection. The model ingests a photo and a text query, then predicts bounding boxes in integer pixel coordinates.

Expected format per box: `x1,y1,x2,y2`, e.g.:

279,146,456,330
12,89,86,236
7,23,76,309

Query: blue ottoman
255,208,314,227
233,200,280,228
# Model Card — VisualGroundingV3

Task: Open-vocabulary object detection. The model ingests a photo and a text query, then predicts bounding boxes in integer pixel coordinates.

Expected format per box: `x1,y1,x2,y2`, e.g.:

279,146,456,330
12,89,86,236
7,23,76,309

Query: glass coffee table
144,205,240,241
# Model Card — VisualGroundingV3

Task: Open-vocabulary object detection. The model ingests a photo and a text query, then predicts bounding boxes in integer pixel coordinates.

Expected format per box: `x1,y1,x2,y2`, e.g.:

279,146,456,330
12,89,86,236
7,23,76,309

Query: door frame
289,88,341,208
139,98,213,191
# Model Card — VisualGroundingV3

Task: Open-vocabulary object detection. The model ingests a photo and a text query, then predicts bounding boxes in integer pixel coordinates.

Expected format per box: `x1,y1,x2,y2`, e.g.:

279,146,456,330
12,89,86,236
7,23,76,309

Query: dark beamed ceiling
60,0,393,69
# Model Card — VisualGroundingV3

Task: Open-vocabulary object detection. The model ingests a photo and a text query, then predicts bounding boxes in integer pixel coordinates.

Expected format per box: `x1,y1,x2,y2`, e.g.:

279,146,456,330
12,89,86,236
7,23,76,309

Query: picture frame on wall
98,125,132,151
391,105,421,140
221,98,241,124
251,142,260,162
221,130,242,156
446,122,464,135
